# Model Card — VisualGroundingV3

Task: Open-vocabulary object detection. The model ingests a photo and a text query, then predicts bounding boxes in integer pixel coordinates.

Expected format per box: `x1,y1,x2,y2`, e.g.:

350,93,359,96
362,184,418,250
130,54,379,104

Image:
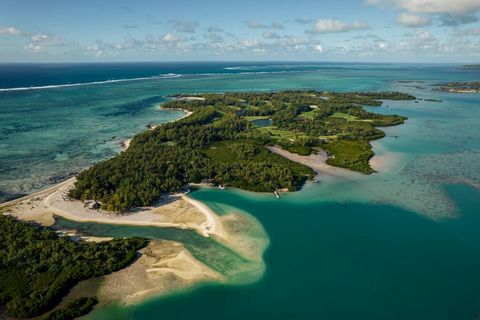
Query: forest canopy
0,214,148,319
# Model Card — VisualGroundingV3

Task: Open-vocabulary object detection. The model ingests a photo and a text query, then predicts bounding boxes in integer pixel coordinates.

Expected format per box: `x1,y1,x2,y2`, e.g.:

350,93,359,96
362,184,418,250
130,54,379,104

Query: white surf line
0,73,181,92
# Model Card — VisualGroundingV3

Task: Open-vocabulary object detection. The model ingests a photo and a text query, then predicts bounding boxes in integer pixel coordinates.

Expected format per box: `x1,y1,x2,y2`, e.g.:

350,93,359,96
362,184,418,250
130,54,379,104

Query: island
69,90,414,212
433,81,480,93
0,90,415,319
461,64,480,70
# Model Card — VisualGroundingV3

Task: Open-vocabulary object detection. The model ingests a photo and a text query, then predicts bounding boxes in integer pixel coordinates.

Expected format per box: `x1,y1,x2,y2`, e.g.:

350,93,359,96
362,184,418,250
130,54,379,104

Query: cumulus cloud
0,25,26,36
161,33,180,42
396,13,431,27
308,19,369,33
367,0,480,15
238,39,260,48
245,20,284,29
24,34,66,52
400,0,480,15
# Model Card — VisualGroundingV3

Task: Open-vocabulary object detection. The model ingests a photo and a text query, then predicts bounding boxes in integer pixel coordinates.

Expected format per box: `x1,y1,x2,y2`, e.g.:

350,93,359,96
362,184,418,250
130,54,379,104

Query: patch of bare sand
65,240,223,306
266,145,359,179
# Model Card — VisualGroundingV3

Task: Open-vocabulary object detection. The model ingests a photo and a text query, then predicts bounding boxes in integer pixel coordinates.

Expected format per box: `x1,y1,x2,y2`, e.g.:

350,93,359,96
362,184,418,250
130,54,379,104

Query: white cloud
238,39,260,48
396,13,431,27
24,34,66,52
24,43,42,52
400,0,480,15
313,44,324,52
0,26,25,36
161,33,180,42
367,0,480,15
310,19,369,33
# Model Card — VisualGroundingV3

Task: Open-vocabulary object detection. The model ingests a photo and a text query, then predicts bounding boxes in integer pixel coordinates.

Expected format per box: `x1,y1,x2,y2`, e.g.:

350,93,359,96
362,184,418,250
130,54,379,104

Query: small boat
313,179,319,183
219,185,225,190
274,190,280,198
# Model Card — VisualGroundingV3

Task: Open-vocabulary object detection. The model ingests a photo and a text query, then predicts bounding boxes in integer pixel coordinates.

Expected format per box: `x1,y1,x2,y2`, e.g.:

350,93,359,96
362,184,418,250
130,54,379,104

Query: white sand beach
0,178,225,238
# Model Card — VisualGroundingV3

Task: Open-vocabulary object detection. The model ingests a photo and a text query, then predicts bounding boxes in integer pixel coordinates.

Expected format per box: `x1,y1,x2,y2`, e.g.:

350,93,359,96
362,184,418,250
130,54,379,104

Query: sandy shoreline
0,178,225,239
64,239,224,307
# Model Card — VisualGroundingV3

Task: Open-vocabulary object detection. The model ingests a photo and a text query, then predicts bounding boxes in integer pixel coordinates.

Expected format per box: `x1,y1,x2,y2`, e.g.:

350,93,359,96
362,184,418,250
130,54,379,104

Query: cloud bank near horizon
0,0,479,62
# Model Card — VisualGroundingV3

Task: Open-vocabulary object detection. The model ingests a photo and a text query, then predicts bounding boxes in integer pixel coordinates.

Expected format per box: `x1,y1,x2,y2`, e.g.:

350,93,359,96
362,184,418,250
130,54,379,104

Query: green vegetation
69,90,413,211
0,215,148,318
322,139,375,174
43,297,98,320
434,81,480,93
205,139,313,191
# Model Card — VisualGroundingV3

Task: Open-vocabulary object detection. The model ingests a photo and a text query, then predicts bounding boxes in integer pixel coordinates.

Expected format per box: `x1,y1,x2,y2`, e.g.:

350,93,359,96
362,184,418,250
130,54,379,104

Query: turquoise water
1,62,480,319
84,184,480,320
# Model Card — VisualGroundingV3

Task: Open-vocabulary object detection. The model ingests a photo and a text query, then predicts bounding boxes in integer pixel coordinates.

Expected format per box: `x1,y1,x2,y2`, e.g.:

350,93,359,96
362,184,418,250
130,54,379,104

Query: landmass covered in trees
42,297,98,320
434,81,480,93
0,214,148,319
69,90,414,211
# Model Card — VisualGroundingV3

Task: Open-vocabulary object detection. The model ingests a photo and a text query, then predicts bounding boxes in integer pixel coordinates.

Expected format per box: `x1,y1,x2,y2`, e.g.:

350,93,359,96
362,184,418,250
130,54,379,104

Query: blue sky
0,0,479,62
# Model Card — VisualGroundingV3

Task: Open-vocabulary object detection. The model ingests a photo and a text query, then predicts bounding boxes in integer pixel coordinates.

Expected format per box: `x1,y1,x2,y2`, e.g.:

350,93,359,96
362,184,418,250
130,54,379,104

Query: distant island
461,64,480,70
69,90,414,212
433,81,480,93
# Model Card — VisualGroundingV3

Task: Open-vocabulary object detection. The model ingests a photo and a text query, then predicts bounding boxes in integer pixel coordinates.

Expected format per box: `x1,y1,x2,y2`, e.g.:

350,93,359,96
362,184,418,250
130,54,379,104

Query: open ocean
1,62,480,319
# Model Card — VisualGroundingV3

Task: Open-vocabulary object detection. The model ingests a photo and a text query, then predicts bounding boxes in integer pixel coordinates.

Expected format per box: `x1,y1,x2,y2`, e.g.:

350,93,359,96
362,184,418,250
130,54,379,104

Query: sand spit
266,145,358,179
65,239,223,307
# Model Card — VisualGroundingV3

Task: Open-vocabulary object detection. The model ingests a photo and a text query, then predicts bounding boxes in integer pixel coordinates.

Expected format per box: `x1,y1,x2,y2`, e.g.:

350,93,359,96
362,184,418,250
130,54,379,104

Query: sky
0,0,479,63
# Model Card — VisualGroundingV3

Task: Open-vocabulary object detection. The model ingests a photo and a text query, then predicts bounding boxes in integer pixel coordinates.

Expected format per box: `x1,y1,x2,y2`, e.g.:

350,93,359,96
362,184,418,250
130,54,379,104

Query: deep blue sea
1,62,480,319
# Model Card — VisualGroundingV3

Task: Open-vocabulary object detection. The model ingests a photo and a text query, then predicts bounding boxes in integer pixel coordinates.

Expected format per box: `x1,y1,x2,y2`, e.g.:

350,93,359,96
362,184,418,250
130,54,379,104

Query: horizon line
0,60,477,65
